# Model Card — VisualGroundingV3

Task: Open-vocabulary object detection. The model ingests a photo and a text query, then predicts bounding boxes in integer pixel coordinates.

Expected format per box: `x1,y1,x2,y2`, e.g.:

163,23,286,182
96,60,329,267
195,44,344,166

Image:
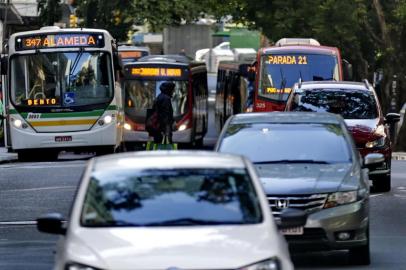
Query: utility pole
2,0,10,53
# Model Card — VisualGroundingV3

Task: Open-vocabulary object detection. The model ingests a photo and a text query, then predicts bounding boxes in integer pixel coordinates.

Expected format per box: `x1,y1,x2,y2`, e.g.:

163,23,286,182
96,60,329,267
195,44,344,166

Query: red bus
253,38,350,112
122,55,208,148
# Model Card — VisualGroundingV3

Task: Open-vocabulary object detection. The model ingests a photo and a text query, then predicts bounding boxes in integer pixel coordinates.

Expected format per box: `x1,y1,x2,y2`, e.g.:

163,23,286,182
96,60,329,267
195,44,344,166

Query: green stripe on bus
21,110,104,119
9,105,117,117
107,105,117,110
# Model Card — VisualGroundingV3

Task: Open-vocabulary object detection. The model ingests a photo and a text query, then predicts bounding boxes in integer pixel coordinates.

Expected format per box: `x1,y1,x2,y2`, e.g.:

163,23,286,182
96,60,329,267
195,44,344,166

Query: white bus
0,26,124,161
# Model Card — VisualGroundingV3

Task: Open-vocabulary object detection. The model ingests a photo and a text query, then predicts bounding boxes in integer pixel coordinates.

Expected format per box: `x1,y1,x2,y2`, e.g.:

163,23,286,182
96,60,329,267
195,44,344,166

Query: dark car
285,81,400,192
215,112,384,265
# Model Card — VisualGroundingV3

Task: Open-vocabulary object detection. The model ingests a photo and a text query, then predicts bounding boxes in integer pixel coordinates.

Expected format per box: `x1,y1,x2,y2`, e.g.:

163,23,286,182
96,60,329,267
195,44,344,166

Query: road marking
0,186,76,193
0,221,36,225
0,162,85,169
370,193,384,198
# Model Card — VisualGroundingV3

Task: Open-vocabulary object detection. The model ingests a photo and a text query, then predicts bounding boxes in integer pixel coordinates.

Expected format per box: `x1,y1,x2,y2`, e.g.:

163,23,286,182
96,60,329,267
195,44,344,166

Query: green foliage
75,0,134,41
37,0,63,27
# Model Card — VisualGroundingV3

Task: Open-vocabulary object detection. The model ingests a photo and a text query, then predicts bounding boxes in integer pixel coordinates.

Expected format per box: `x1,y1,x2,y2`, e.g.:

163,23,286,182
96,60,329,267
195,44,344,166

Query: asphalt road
1,159,406,270
1,81,406,269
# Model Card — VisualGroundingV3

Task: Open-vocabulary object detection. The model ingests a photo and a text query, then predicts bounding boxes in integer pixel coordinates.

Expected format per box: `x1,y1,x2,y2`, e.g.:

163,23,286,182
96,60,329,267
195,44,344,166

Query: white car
37,151,303,270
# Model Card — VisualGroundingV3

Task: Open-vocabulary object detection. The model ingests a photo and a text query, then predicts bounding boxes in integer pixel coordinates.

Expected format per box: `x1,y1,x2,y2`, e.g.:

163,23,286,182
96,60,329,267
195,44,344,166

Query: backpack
145,103,160,135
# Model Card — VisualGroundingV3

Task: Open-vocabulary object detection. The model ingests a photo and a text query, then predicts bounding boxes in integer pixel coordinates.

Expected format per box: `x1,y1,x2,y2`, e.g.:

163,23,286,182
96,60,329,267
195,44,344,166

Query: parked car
37,151,299,270
215,112,385,265
285,80,400,191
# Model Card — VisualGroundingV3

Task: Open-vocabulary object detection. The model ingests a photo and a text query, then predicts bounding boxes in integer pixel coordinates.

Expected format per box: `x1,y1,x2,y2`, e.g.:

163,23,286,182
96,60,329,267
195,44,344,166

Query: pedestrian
153,81,175,143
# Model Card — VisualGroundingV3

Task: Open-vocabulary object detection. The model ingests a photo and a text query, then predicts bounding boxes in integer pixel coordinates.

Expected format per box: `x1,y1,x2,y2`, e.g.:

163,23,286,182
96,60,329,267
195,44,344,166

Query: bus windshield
11,51,113,108
124,80,188,119
258,53,339,102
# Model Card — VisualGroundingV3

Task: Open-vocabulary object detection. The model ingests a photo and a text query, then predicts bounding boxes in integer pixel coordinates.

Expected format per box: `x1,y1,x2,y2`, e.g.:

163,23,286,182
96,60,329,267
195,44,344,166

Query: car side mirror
1,56,8,75
385,113,400,124
342,59,353,81
37,213,66,235
363,153,385,170
277,208,307,229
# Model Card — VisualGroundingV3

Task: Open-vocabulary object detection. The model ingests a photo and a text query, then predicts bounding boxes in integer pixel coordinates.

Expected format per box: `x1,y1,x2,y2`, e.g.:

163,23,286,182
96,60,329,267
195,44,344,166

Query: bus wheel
96,146,115,156
17,151,34,162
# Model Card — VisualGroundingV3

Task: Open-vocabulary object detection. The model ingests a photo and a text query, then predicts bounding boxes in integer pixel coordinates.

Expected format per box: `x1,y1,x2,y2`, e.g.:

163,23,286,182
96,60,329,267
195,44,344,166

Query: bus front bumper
10,123,120,150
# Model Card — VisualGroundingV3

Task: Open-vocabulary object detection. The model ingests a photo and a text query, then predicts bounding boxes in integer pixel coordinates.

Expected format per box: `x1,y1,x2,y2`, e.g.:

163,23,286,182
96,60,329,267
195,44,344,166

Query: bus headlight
13,119,22,128
103,115,113,124
178,120,189,131
124,123,132,130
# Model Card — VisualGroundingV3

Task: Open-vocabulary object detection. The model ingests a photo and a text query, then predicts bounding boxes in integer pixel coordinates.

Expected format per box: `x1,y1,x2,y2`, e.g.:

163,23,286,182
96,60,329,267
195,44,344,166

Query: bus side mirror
1,56,7,75
342,59,353,81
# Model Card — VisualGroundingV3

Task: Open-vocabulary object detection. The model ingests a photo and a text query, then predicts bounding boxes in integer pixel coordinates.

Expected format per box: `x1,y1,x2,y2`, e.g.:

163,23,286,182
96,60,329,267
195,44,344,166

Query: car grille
268,194,328,217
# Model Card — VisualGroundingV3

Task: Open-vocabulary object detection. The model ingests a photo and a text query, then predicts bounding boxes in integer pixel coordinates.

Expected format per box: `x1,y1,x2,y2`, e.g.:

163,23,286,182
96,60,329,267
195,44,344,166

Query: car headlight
239,258,280,270
365,136,386,148
324,191,358,209
65,262,102,270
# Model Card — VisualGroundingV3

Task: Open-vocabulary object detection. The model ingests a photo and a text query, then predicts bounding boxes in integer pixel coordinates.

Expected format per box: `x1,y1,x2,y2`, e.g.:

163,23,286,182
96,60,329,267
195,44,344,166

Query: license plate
55,136,72,142
280,226,304,235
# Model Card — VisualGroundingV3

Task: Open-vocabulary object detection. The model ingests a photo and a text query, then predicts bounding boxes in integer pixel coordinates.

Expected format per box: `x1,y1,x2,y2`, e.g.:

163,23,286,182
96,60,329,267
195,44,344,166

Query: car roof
229,112,344,125
92,151,247,171
297,81,370,91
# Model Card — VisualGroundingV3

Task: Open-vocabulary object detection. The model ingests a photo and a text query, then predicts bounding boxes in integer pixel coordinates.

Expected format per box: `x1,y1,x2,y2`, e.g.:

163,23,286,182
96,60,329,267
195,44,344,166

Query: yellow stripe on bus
29,119,97,127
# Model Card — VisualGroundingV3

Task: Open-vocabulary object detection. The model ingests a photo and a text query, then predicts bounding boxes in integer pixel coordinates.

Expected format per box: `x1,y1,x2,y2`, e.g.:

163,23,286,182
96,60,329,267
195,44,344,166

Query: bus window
258,53,339,102
11,52,113,108
124,80,188,118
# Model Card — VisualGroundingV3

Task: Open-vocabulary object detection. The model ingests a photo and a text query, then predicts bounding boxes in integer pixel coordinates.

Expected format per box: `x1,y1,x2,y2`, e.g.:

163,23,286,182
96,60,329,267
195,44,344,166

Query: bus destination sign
131,67,183,77
16,33,105,50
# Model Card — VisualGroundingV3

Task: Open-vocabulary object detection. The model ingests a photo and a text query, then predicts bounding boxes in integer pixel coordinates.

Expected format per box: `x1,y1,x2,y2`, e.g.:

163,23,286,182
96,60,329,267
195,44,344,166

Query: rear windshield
219,123,351,164
290,88,378,119
81,168,262,227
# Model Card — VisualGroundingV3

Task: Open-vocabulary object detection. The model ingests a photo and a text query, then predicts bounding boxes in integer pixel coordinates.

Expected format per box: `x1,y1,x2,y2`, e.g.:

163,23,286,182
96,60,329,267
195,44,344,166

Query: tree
37,0,63,27
75,0,134,41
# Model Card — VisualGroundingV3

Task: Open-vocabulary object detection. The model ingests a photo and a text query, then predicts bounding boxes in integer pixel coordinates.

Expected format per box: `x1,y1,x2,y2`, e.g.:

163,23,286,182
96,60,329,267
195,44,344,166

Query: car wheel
348,227,370,265
373,174,391,192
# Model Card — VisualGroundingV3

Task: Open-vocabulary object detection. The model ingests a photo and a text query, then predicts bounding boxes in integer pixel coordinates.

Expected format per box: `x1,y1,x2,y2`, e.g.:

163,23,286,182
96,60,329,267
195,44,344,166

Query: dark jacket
155,92,174,138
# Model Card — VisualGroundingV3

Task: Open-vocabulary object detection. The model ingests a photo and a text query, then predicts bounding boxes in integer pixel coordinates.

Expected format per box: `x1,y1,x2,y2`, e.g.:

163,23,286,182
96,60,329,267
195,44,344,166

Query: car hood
345,119,381,143
66,225,292,270
256,163,354,195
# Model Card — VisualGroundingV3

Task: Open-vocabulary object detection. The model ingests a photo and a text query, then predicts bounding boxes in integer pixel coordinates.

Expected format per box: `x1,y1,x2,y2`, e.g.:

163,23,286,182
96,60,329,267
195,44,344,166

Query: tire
373,174,391,192
96,146,115,156
348,227,370,265
18,150,35,162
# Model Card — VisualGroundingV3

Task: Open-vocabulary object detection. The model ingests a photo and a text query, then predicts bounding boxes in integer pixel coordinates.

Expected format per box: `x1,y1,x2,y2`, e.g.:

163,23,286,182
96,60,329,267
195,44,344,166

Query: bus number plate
55,136,72,142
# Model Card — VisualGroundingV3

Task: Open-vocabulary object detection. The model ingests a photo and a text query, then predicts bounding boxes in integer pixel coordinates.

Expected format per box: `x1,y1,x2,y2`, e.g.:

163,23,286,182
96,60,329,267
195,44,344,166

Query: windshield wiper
254,160,331,164
144,218,242,226
85,220,143,227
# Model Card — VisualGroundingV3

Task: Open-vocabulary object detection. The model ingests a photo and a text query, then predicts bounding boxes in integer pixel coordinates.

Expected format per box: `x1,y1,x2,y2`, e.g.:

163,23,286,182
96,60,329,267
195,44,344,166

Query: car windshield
291,88,378,119
124,80,188,119
81,168,262,227
258,54,339,102
11,52,113,108
219,123,351,163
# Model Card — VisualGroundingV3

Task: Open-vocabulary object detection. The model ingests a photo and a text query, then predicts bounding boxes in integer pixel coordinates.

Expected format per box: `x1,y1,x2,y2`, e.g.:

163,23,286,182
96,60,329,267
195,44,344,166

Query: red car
285,80,400,191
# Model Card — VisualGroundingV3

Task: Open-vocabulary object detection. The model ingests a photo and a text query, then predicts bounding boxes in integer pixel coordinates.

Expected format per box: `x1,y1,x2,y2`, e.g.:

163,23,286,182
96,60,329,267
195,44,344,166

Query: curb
392,152,406,160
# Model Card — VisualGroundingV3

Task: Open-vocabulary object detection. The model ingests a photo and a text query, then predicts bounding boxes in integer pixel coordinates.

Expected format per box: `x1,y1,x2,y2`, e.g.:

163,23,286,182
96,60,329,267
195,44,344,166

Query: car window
291,88,378,119
219,123,352,164
81,168,262,227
